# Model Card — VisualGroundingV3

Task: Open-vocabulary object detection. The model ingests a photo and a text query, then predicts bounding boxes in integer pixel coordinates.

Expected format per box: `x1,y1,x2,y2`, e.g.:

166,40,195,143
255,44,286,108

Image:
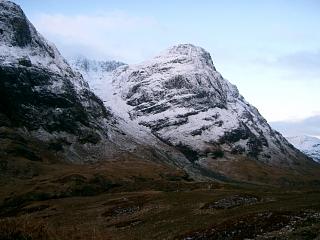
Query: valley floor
0,160,320,240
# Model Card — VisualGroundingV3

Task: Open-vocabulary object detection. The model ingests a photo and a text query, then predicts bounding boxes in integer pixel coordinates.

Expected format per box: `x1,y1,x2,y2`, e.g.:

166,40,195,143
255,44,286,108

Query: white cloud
254,50,320,81
31,11,159,62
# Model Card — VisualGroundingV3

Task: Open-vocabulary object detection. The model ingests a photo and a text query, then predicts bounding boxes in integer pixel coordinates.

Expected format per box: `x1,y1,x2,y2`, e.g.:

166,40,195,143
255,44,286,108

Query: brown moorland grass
0,151,320,239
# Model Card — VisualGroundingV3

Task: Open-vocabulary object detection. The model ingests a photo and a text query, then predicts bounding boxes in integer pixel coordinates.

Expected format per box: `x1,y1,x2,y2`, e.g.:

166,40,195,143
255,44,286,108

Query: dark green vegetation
1,152,320,240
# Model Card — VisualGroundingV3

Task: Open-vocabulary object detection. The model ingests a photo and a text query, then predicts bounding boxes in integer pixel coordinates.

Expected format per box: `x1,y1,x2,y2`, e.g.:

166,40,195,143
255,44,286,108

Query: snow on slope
69,56,201,174
69,57,147,141
69,56,177,147
69,56,125,103
286,136,320,162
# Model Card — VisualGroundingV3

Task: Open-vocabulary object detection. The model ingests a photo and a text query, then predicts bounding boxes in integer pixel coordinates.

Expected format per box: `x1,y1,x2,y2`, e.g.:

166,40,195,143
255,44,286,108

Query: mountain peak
0,0,32,47
155,44,215,70
166,44,206,55
0,0,71,74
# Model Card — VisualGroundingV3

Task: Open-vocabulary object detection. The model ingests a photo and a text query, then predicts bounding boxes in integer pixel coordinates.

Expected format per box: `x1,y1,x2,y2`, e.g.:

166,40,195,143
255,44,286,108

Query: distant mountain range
271,117,320,163
286,136,320,162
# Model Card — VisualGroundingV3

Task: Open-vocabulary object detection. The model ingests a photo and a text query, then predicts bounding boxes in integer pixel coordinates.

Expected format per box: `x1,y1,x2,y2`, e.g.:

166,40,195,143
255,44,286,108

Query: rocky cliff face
111,44,311,170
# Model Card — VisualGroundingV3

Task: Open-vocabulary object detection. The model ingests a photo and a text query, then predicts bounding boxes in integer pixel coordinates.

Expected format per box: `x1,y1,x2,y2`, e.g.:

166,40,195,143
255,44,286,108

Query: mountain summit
158,44,216,69
72,42,319,182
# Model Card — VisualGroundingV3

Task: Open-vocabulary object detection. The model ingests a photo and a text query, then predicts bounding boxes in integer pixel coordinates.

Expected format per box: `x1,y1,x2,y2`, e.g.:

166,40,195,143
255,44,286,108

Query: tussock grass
0,216,51,240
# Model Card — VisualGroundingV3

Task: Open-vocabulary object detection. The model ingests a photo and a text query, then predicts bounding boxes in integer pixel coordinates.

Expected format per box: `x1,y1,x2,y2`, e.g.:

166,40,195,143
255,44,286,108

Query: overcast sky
13,0,320,127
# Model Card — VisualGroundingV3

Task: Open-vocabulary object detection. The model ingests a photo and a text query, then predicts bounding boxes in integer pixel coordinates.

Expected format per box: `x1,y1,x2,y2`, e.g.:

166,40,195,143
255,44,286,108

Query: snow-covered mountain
110,44,308,167
0,1,199,177
73,43,316,181
1,0,318,183
286,136,320,162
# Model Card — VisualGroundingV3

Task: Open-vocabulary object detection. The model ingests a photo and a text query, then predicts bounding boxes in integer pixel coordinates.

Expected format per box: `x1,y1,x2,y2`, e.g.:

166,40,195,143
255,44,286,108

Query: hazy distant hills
271,117,320,162
286,135,320,162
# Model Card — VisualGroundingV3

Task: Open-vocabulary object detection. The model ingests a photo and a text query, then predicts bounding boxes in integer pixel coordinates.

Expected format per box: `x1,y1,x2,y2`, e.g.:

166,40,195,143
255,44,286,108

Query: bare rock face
0,0,31,47
111,44,311,169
